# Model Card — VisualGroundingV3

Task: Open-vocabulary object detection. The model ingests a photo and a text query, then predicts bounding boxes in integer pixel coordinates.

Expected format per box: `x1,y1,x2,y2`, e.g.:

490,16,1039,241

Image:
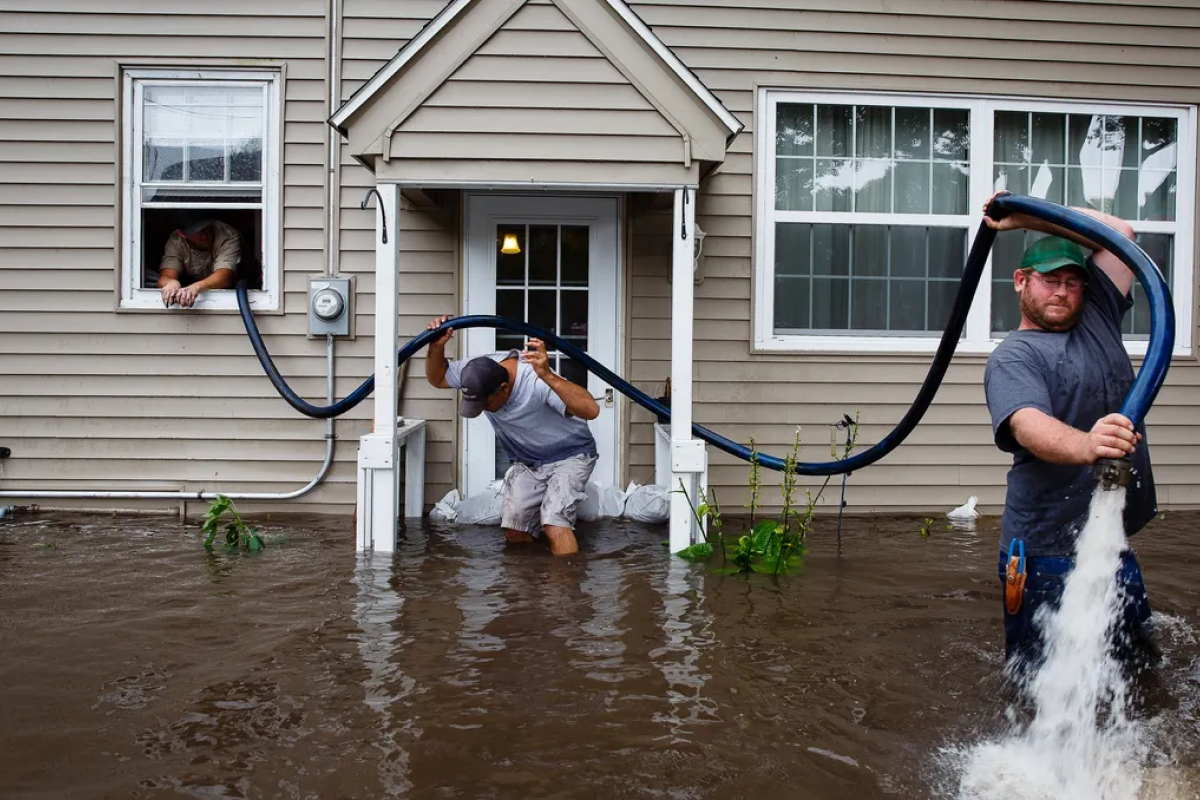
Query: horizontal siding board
401,106,678,137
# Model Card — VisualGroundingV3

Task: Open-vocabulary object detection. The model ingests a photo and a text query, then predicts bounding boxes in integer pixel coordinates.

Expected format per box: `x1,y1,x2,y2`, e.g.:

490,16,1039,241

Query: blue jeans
996,548,1153,674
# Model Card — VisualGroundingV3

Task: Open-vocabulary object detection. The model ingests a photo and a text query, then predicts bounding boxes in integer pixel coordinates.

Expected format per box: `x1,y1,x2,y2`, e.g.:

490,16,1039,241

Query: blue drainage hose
237,195,1174,476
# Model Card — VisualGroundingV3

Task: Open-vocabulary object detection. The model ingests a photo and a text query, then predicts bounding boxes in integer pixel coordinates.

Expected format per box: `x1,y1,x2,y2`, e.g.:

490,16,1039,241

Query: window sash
754,90,1195,356
121,69,281,312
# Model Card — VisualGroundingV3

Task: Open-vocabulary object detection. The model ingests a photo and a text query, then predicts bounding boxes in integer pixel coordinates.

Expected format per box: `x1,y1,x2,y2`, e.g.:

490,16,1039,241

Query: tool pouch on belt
1005,539,1027,615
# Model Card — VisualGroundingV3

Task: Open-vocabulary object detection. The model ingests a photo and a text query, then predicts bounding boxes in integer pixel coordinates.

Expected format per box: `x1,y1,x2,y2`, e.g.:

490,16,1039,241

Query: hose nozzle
1093,457,1131,491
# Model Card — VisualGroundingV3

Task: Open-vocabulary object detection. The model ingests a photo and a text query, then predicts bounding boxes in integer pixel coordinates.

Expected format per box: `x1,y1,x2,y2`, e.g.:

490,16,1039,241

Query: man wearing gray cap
424,315,600,556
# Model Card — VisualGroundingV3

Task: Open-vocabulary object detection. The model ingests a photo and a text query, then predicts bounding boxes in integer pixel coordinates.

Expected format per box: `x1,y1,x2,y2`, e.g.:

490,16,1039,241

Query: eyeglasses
1029,272,1086,292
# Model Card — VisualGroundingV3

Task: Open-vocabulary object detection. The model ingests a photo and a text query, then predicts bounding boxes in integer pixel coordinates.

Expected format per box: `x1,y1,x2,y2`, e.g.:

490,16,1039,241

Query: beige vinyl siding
339,0,463,499
379,0,690,184
620,0,1200,514
0,2,368,512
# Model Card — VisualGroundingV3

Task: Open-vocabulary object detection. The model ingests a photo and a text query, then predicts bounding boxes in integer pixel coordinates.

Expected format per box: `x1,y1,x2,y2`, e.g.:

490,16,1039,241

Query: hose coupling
1093,457,1132,491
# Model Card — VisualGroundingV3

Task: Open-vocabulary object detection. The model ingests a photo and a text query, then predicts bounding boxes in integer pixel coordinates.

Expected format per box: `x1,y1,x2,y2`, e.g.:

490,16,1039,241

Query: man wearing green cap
982,191,1157,679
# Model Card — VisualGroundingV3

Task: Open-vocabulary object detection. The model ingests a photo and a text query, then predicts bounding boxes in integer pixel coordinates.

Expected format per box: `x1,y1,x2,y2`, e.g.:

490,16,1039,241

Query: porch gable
329,0,742,185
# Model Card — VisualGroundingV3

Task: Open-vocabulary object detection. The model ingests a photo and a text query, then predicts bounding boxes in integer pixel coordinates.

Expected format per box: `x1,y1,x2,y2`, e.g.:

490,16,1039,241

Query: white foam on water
953,486,1177,800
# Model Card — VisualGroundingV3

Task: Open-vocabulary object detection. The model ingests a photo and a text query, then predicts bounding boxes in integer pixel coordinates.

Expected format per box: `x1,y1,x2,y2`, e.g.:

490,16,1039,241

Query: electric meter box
307,276,354,338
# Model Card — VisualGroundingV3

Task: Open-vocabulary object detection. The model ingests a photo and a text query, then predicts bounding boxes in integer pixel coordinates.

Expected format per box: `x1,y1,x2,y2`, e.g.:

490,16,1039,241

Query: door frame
461,193,623,499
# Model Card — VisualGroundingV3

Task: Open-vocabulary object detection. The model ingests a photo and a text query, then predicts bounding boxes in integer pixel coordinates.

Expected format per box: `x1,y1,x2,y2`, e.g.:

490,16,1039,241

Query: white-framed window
754,90,1196,356
121,68,282,311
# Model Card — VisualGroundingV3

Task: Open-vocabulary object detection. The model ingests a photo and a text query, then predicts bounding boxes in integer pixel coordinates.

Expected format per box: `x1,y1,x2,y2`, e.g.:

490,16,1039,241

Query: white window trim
121,68,282,312
753,89,1196,357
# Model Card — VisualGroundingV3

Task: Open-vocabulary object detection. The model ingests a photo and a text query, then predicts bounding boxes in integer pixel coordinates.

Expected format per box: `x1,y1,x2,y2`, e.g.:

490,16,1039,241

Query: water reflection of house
1,0,1195,532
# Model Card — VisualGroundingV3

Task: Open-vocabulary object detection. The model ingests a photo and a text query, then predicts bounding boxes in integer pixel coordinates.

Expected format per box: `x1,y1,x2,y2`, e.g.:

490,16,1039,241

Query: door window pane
528,225,557,285
497,226,525,285
560,226,589,286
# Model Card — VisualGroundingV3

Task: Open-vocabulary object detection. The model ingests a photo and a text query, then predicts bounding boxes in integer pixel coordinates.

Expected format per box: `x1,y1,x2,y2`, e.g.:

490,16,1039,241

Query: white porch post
356,182,401,553
669,186,704,552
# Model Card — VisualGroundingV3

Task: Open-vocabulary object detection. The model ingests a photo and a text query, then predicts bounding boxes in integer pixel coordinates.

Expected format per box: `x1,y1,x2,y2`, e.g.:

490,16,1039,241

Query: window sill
118,289,281,314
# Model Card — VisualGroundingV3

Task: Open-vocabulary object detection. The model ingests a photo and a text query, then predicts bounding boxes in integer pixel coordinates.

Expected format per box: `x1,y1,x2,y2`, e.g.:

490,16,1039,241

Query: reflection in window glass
774,223,966,334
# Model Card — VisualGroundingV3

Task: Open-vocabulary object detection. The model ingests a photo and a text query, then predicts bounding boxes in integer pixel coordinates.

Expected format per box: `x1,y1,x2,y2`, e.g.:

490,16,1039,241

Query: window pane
497,226,525,285
528,289,556,334
528,226,557,285
932,109,969,161
895,161,930,214
852,225,888,277
931,162,968,214
560,291,588,351
927,228,966,279
776,159,814,211
560,226,589,286
816,105,852,157
776,103,814,156
774,275,810,332
775,222,812,276
994,110,1029,165
812,224,850,276
1140,170,1176,221
854,160,892,213
774,224,969,333
1031,112,1066,165
850,278,887,330
895,107,929,159
811,278,849,329
229,139,262,182
890,226,927,278
928,279,960,331
144,142,184,182
856,106,892,159
890,279,926,330
1125,233,1174,338
815,159,852,212
496,289,524,323
187,142,225,181
143,84,263,187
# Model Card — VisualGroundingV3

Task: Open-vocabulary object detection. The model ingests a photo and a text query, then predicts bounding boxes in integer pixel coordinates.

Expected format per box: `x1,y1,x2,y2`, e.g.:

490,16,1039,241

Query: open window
121,68,281,311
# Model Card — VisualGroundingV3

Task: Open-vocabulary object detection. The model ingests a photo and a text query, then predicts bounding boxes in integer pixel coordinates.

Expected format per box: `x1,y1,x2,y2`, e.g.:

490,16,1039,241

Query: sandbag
577,481,602,522
598,485,628,519
622,483,670,524
457,480,505,525
429,489,461,522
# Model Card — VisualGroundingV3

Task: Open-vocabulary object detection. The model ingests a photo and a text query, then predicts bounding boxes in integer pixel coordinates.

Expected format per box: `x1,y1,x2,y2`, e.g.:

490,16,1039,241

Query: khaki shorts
500,453,598,534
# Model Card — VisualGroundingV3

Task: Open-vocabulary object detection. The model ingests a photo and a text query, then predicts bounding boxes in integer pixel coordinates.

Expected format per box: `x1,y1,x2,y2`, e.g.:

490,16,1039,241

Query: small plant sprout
919,518,935,539
202,495,264,552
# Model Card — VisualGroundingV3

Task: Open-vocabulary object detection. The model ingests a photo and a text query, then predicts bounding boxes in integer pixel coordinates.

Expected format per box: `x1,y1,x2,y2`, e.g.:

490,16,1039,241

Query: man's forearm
542,373,599,420
425,343,449,387
1009,407,1088,465
1007,206,1133,252
193,268,236,292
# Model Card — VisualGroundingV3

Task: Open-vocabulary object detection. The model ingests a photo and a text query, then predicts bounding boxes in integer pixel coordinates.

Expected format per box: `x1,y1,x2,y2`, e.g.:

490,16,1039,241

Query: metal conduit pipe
0,335,338,503
241,196,1175,481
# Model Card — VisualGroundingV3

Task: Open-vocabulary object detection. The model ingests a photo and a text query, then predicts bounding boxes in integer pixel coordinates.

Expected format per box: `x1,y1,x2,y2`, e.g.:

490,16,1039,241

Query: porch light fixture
500,232,521,255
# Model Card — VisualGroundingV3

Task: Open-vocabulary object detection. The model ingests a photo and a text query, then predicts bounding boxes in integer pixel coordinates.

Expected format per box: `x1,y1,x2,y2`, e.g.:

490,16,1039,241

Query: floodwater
2,509,1199,799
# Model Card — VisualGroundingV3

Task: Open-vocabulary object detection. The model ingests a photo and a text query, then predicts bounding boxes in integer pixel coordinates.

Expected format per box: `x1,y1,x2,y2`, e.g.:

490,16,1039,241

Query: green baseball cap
1020,236,1089,274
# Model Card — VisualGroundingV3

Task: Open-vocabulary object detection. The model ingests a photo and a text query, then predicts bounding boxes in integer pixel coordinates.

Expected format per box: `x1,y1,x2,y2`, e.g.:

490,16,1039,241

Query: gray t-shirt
984,265,1157,557
446,350,597,468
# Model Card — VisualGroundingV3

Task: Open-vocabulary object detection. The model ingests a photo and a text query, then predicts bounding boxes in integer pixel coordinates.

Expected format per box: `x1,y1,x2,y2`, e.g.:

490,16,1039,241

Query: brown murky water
2,509,1198,799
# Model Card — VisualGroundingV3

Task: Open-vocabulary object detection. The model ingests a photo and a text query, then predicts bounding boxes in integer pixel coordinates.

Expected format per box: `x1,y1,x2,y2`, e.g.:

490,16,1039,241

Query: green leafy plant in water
676,415,861,577
919,517,935,538
202,495,264,552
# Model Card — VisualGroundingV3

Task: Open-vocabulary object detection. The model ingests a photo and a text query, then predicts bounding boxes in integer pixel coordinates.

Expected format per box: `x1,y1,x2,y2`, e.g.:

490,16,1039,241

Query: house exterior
1,0,1197,532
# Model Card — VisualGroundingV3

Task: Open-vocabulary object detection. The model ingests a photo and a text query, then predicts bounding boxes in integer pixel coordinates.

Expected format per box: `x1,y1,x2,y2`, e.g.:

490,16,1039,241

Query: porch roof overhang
327,0,743,188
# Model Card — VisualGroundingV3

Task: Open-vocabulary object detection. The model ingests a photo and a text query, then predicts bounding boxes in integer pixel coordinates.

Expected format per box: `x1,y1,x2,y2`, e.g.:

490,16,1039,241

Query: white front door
462,194,621,498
